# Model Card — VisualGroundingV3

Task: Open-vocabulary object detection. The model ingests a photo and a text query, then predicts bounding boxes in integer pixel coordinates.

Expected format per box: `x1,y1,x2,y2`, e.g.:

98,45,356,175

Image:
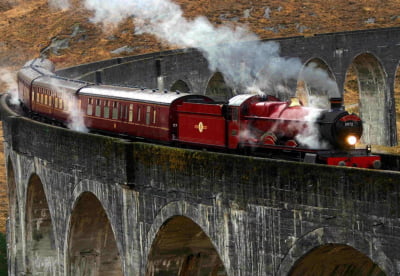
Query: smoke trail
294,109,330,149
48,0,70,10
0,68,19,105
64,95,88,132
49,0,337,99
48,78,88,132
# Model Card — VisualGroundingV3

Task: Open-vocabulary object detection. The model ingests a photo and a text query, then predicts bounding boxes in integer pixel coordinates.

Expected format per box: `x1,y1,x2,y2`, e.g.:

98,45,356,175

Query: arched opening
7,158,21,275
289,244,386,276
344,53,388,145
170,80,190,93
205,72,233,102
25,174,57,274
344,64,361,115
67,192,123,276
296,58,338,108
146,216,227,276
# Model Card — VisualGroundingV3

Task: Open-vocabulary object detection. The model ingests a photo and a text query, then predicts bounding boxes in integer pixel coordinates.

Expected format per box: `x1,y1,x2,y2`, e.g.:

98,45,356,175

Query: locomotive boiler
15,58,381,169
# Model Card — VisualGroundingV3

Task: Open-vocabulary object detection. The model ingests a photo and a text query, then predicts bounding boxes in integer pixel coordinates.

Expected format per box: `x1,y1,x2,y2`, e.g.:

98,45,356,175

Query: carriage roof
78,85,211,105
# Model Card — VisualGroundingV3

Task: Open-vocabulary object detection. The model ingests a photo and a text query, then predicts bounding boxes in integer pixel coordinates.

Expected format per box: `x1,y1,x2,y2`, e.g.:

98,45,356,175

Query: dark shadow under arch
289,244,386,276
67,192,123,276
205,72,233,102
25,174,57,274
146,216,227,276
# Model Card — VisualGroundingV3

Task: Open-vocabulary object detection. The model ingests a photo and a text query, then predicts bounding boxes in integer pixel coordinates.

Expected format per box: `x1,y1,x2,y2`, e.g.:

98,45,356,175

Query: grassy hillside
1,0,400,70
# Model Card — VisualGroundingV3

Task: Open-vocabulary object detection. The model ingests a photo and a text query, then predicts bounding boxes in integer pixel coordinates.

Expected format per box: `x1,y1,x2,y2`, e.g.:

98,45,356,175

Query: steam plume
48,78,88,132
48,0,70,10
48,0,338,99
0,68,19,105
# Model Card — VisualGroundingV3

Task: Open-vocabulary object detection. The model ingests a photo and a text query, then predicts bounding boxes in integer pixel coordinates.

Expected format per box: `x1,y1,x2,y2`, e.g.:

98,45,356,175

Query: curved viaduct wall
2,92,400,275
57,27,400,146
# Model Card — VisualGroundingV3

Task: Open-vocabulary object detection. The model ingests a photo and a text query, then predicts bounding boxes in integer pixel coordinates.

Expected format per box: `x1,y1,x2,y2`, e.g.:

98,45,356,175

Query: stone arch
277,227,393,276
170,80,191,93
205,72,233,102
297,58,339,108
344,53,388,145
146,201,228,276
25,173,57,274
146,215,227,276
66,192,123,276
288,244,386,276
7,157,22,275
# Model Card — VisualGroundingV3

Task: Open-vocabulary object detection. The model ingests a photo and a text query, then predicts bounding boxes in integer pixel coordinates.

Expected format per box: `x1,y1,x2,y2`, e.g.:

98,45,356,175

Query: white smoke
64,94,88,132
48,78,88,132
48,0,337,98
0,68,19,105
48,0,70,10
295,109,330,149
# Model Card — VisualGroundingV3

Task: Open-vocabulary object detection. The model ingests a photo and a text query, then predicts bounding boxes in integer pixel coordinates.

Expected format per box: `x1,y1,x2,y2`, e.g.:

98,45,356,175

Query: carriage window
153,109,157,124
87,98,93,116
55,98,59,109
146,106,151,125
112,102,119,120
137,107,141,122
104,100,110,119
95,99,101,117
120,104,125,120
129,104,134,122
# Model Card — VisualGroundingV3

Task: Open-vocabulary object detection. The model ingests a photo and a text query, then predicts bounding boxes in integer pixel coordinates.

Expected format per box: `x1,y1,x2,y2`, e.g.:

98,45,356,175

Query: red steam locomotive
16,59,381,168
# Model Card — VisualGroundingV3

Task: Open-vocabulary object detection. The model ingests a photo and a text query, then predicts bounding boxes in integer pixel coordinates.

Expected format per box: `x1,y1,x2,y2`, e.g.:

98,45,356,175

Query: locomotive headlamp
346,135,358,146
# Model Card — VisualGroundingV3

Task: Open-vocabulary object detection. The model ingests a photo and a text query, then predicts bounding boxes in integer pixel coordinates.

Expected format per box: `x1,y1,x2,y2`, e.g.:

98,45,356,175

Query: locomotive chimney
330,97,343,110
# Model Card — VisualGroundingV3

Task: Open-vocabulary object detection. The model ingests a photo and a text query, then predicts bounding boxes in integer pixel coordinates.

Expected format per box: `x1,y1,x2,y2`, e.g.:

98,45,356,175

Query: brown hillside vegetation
0,0,400,232
1,0,400,70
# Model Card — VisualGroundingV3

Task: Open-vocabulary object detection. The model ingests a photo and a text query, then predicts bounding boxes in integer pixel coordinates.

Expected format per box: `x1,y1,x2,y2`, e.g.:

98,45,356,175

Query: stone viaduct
2,27,400,275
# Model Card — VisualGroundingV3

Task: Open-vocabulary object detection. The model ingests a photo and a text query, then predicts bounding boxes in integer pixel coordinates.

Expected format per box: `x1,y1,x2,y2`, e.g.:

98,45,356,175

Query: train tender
16,59,381,169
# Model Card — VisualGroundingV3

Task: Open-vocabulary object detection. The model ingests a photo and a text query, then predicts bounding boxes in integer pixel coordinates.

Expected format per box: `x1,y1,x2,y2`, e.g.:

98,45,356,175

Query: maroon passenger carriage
15,58,381,169
78,85,213,142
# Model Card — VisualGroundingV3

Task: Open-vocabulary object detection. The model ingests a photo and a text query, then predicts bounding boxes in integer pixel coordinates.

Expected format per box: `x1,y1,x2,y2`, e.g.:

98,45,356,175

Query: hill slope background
1,0,400,70
0,0,399,233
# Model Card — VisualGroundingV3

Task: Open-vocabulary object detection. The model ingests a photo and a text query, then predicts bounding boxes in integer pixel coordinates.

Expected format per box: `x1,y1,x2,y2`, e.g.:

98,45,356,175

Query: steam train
15,59,381,168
